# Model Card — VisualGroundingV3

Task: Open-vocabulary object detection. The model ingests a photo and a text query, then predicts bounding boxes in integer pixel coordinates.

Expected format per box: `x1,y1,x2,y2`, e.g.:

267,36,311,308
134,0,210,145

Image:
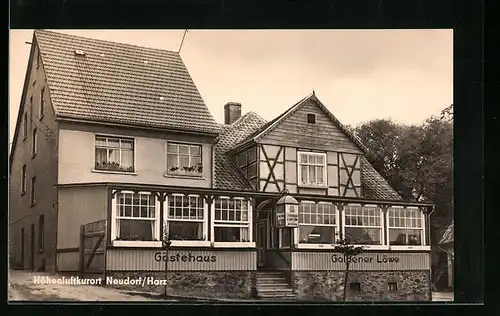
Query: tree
334,232,364,302
352,106,453,289
352,107,453,239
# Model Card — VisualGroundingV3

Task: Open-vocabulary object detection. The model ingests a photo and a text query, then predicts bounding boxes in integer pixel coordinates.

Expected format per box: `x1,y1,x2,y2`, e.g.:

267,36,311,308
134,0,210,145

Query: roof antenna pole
177,29,188,54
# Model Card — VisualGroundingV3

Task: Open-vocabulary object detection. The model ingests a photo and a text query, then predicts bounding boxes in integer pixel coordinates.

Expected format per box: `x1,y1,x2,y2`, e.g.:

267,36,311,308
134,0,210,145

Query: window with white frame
388,207,424,246
298,201,337,244
166,194,206,241
214,197,251,242
166,143,202,175
115,192,159,241
298,152,327,186
95,136,135,172
344,205,383,245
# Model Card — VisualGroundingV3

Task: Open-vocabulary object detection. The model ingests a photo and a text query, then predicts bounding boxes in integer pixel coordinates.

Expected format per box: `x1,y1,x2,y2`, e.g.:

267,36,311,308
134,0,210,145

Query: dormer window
307,113,316,124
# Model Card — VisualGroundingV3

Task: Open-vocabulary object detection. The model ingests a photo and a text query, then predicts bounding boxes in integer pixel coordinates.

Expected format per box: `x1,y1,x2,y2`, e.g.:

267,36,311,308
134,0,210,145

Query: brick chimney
224,102,242,125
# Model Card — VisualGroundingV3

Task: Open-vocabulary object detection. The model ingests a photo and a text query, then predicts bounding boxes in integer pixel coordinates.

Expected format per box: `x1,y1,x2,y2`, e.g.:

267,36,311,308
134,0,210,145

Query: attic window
307,114,316,124
74,49,86,56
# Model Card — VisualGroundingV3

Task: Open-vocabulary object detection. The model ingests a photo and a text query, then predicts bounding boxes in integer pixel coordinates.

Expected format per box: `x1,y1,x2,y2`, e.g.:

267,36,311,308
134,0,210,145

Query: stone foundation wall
105,271,255,299
294,271,431,302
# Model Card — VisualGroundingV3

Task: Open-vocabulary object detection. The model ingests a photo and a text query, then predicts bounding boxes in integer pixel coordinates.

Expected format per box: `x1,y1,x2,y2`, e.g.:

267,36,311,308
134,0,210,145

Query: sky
9,29,453,145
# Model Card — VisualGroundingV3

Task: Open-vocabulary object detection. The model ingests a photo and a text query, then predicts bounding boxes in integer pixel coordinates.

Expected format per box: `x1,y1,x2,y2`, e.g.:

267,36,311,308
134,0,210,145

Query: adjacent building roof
34,29,220,134
214,112,266,191
439,221,454,245
361,158,402,200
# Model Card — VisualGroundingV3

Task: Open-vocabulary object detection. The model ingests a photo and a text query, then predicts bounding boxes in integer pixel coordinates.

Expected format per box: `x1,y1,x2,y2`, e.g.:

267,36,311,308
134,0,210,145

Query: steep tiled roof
34,30,220,134
439,221,454,245
214,112,267,191
361,157,402,200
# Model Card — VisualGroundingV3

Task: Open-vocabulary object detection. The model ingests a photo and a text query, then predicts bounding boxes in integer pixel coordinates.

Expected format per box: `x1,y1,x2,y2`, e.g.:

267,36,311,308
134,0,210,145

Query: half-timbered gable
225,93,396,199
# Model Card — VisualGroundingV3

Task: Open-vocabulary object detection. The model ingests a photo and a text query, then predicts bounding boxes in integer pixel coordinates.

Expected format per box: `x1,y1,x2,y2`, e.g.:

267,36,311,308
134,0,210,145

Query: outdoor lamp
276,191,299,248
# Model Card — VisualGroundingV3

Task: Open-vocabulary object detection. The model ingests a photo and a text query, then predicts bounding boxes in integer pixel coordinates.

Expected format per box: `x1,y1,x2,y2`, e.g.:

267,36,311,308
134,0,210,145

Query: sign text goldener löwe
331,254,401,264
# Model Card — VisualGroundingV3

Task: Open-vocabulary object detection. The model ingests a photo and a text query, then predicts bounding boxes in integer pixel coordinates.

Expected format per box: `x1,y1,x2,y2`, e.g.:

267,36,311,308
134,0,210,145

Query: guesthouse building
9,30,434,301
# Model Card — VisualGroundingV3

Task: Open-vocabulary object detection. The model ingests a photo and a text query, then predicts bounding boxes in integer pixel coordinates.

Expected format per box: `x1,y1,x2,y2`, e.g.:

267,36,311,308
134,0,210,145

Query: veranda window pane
214,227,249,242
298,226,335,244
389,229,422,245
132,206,140,217
119,219,153,241
300,154,308,164
345,227,382,245
179,145,189,154
168,222,203,240
241,200,248,211
124,206,132,217
182,207,189,218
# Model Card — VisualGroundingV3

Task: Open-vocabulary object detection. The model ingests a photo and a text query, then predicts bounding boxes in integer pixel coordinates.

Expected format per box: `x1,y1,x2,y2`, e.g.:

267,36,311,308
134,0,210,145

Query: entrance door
20,228,24,270
30,224,35,270
257,219,267,267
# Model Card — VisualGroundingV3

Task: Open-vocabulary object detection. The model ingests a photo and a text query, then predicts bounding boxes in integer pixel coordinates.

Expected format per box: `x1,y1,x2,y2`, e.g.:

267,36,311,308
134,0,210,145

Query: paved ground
8,270,166,302
9,269,454,303
432,292,454,302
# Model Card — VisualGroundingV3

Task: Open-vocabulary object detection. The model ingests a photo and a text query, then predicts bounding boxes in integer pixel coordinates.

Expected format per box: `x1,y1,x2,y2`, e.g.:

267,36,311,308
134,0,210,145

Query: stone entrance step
255,270,296,300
